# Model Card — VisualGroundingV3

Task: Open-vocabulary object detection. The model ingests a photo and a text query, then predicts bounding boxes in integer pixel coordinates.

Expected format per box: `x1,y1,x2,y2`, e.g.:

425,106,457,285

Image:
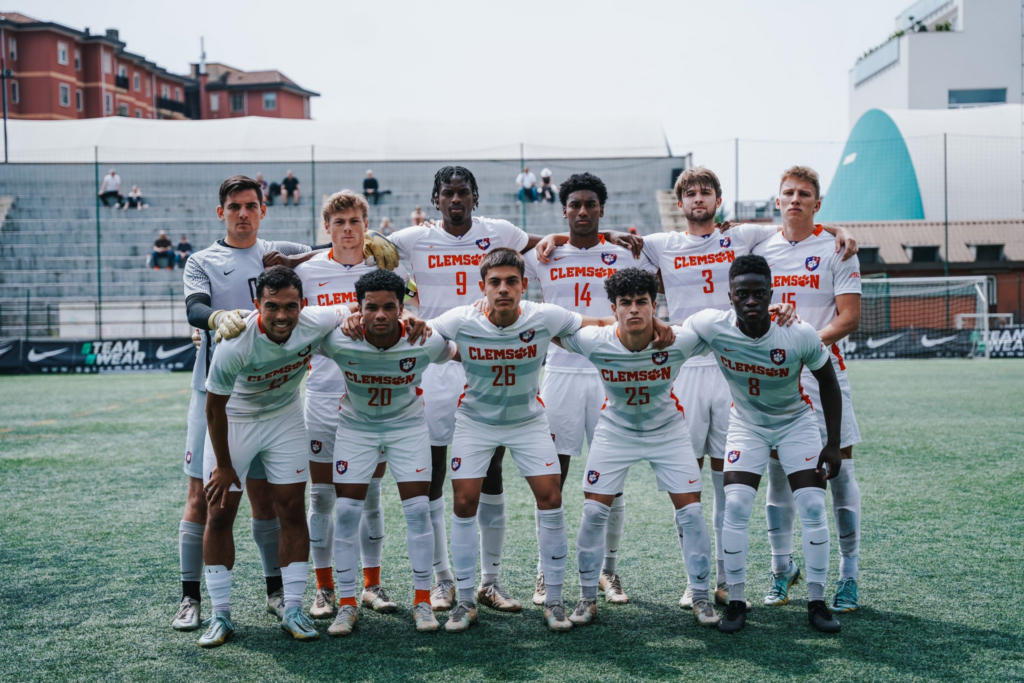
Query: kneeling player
318,270,458,636
555,268,719,626
685,255,843,634
199,267,344,648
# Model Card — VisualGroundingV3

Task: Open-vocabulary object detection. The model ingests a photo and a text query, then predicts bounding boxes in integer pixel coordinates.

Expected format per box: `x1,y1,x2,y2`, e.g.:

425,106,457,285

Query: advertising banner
4,338,197,374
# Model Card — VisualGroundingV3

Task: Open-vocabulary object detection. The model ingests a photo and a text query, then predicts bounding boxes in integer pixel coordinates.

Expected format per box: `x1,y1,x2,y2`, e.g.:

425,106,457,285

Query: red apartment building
0,11,317,120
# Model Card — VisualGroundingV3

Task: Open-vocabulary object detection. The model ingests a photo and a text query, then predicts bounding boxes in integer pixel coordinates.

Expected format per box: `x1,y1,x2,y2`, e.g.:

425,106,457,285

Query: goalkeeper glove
208,309,250,343
363,230,401,271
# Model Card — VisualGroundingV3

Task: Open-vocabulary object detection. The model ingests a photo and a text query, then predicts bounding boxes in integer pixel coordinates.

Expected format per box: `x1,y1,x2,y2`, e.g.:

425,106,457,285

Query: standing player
317,270,458,636
554,268,718,627
199,266,344,647
686,254,843,634
173,176,311,632
752,166,862,613
522,172,654,606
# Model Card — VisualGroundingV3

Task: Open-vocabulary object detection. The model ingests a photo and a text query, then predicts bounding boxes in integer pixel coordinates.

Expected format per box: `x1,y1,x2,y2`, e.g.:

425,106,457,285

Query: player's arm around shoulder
553,325,601,355
672,323,710,359
426,305,469,341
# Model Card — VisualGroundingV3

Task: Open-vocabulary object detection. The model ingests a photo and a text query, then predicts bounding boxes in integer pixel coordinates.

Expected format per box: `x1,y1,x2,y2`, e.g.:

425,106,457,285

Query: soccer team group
170,163,864,648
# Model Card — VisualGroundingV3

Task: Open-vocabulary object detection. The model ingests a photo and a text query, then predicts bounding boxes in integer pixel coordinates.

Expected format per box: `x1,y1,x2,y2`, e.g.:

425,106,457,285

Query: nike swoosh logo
689,479,698,484
839,532,856,539
805,455,817,461
416,468,427,473
223,269,235,276
368,535,384,541
338,568,351,573
319,282,330,287
457,576,470,582
767,527,779,532
697,571,709,581
551,554,566,560
27,347,68,362
545,462,555,466
253,367,265,372
865,333,903,349
723,347,736,352
921,333,958,348
0,343,14,359
348,361,360,365
492,562,500,566
607,549,617,554
296,468,306,474
155,343,195,359
552,256,568,261
810,540,827,545
724,549,740,554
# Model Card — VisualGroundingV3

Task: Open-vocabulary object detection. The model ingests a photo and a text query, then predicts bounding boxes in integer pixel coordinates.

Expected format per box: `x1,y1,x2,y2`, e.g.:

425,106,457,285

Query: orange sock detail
338,596,357,608
364,566,381,588
414,589,431,606
315,567,335,591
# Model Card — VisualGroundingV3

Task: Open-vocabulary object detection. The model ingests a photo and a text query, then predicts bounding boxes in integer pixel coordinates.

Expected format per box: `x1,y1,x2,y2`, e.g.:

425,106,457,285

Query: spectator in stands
281,170,300,206
266,180,281,206
99,169,124,207
176,234,193,267
539,168,556,203
378,216,394,236
363,169,380,205
256,173,269,200
151,230,174,270
410,205,427,226
124,185,147,210
516,166,537,202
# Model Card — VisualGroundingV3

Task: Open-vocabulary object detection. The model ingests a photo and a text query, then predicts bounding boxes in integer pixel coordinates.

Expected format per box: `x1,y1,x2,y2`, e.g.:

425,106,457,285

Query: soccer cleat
715,583,753,610
413,601,441,632
809,600,842,633
600,571,629,604
830,578,859,613
327,604,358,637
543,602,573,632
444,601,478,633
266,589,285,620
568,598,597,626
281,606,319,641
310,588,336,620
532,574,547,606
430,579,456,612
692,599,721,627
679,585,693,609
197,615,235,648
477,581,522,613
172,597,201,631
764,563,801,607
362,585,398,614
717,600,747,634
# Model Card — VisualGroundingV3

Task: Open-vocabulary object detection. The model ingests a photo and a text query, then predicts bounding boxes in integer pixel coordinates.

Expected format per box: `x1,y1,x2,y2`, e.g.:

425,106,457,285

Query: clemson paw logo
651,351,669,365
770,349,786,366
451,457,462,472
476,238,491,250
399,357,417,373
727,450,741,463
519,329,536,343
587,470,600,484
336,460,348,475
310,440,322,454
601,253,617,265
805,256,821,272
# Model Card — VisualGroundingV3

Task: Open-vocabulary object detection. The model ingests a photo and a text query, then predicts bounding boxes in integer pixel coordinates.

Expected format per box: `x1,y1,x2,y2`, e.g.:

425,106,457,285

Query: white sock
478,492,506,586
205,565,232,617
830,461,861,580
251,518,282,579
430,496,454,582
577,500,610,596
710,470,726,586
179,520,205,584
402,496,433,593
537,507,567,606
333,497,363,599
359,477,384,574
281,561,308,611
450,514,478,602
308,483,336,570
722,484,756,589
676,503,712,603
794,487,830,586
766,457,796,574
602,494,626,575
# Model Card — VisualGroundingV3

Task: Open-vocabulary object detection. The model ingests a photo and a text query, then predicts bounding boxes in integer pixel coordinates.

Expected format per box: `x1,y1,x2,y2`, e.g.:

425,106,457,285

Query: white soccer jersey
388,217,530,320
524,240,654,373
206,306,343,417
641,224,777,367
184,237,311,391
560,324,707,433
428,300,582,426
318,326,457,431
685,309,831,428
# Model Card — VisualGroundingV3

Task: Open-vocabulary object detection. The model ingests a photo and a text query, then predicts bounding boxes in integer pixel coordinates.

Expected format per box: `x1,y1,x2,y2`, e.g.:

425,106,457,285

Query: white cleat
679,585,693,609
327,604,358,637
477,581,522,613
362,585,398,613
714,583,752,611
266,589,285,620
309,587,336,620
568,598,597,626
430,579,456,612
544,602,573,632
692,599,721,626
172,597,201,631
444,601,478,633
600,571,629,604
532,574,547,606
413,601,441,632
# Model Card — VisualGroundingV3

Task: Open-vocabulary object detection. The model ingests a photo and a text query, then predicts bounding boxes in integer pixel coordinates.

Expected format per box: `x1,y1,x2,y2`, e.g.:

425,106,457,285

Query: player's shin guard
179,520,205,599
766,458,796,573
830,462,860,580
281,562,309,611
710,471,725,585
429,497,453,582
333,497,363,601
577,500,610,601
360,478,384,571
205,565,232,618
478,493,506,586
309,484,336,567
603,494,626,575
794,487,830,590
402,496,434,596
722,485,757,589
537,507,567,606
676,503,712,602
251,518,282,587
450,514,479,603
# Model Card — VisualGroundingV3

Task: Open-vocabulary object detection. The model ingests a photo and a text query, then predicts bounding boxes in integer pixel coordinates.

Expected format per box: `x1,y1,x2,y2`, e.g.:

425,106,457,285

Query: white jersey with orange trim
523,240,654,373
641,224,777,367
428,300,582,427
388,217,529,320
559,324,707,433
685,309,831,429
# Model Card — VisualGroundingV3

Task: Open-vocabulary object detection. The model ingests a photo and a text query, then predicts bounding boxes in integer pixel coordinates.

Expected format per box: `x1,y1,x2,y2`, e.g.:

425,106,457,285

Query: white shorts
800,360,861,449
541,370,604,457
334,420,431,485
674,363,731,460
305,391,342,464
202,399,308,490
450,412,559,480
184,388,267,480
422,362,466,447
582,419,702,495
723,410,823,477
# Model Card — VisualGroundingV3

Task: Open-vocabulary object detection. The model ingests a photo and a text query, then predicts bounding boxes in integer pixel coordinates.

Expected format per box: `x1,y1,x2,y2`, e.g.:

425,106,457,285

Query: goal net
843,276,993,359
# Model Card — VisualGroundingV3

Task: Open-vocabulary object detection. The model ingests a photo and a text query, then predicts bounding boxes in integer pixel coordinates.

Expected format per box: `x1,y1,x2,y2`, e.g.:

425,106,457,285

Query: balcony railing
897,0,954,31
156,97,187,114
114,75,129,90
854,37,899,85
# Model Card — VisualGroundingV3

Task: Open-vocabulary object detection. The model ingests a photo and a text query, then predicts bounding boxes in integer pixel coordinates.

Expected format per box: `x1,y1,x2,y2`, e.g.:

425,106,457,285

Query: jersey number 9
456,272,467,295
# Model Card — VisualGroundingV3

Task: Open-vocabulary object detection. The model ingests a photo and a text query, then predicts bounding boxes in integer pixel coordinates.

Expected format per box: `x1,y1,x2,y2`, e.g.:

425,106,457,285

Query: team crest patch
520,329,536,343
601,253,617,265
399,357,417,372
336,460,348,475
476,238,491,250
587,470,600,485
311,440,322,454
298,344,312,357
727,450,741,463
770,349,786,366
805,256,820,272
451,457,462,472
720,236,731,248
185,451,192,464
651,351,669,366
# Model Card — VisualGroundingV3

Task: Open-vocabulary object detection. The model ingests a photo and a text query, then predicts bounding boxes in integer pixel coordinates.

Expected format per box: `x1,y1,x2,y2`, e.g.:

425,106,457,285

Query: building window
858,247,880,265
135,109,142,118
175,87,182,101
210,93,219,112
161,84,170,99
105,92,113,114
74,48,81,71
76,89,83,111
133,73,140,91
8,37,15,61
973,244,1005,262
263,92,277,110
231,93,244,112
949,88,1007,109
10,80,17,104
58,41,69,66
146,79,151,97
102,52,111,74
118,103,129,117
906,245,941,263
59,83,71,107
118,65,127,78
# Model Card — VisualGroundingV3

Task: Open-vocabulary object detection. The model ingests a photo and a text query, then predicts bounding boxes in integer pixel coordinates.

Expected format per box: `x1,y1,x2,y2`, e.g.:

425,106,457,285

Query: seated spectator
362,169,391,206
256,172,269,199
516,166,537,202
379,216,394,236
281,170,300,206
266,180,280,206
99,168,124,208
176,234,193,267
410,205,427,226
539,169,556,203
151,230,174,270
124,185,147,210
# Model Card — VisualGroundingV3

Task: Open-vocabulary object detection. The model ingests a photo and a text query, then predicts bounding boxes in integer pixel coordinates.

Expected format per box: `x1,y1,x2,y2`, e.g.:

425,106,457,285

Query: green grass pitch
1,360,1022,682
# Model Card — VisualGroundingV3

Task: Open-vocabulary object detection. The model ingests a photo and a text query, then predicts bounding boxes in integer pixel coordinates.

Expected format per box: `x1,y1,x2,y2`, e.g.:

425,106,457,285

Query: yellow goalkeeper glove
363,230,401,271
208,309,249,343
